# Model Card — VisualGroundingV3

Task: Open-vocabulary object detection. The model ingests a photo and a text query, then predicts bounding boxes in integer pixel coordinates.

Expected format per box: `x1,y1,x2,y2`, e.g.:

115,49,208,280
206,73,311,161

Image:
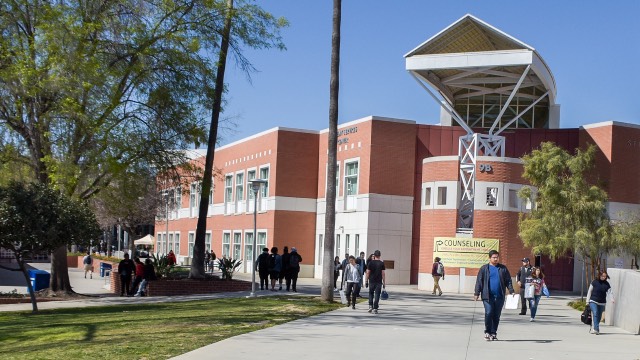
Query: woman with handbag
585,270,615,335
525,267,546,322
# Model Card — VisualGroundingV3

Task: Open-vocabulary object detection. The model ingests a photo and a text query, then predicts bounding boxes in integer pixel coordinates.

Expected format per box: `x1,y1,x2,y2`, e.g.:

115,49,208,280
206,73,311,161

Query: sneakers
352,304,355,310
368,307,373,313
519,312,526,316
530,318,535,322
491,334,498,341
484,333,491,341
438,292,443,296
373,309,379,314
590,330,600,335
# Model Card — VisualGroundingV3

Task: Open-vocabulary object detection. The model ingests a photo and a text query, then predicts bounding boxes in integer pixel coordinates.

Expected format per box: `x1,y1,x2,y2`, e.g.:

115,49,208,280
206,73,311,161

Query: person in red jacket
131,257,145,295
167,250,177,266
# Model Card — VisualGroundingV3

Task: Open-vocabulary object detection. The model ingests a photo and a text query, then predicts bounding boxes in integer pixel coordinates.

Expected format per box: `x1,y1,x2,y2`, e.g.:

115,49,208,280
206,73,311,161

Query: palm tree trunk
321,0,341,302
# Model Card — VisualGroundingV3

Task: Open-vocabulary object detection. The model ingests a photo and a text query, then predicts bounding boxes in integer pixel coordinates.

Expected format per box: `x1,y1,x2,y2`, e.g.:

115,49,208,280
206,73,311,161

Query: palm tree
321,0,341,302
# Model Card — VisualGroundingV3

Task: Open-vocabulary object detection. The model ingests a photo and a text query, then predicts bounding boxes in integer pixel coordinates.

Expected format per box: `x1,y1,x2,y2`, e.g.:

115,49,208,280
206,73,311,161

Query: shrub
151,253,174,278
217,258,242,280
568,299,587,311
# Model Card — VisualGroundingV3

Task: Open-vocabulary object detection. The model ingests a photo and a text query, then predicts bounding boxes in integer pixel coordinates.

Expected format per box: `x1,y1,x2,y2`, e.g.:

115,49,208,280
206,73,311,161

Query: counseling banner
433,237,499,268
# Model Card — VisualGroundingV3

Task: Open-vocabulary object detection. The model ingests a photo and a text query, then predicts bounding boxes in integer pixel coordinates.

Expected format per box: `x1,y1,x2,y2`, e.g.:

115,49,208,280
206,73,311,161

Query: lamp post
165,191,170,255
248,179,267,298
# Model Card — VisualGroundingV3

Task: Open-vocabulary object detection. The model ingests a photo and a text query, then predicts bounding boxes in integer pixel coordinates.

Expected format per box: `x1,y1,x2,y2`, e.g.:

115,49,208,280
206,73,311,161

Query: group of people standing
333,250,386,314
117,253,157,297
255,246,303,292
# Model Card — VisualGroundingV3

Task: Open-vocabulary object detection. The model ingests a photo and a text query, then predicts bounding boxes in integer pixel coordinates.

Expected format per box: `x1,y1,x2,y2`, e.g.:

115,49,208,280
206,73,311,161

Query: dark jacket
143,263,157,281
474,263,515,300
118,259,135,277
516,265,533,284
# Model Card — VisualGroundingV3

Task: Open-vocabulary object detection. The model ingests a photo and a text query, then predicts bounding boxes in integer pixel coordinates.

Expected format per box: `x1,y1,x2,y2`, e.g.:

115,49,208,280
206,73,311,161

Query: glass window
235,172,244,202
486,187,498,207
244,232,254,263
345,162,358,196
190,182,200,217
224,175,233,204
174,233,180,255
233,233,241,260
335,234,341,258
345,234,350,256
168,233,174,254
437,187,447,205
205,233,212,252
355,234,360,256
317,234,323,265
525,197,533,210
508,189,518,208
188,232,195,257
222,232,230,258
424,187,431,206
257,232,267,254
259,167,269,198
247,170,256,200
174,188,181,211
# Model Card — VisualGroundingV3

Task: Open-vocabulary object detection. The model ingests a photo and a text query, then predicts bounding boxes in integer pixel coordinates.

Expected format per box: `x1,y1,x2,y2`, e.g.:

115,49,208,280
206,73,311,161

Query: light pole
248,179,267,298
165,191,170,255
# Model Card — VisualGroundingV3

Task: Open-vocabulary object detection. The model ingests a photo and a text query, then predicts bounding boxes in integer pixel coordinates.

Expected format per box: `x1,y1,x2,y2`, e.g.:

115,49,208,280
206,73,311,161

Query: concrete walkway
2,266,638,359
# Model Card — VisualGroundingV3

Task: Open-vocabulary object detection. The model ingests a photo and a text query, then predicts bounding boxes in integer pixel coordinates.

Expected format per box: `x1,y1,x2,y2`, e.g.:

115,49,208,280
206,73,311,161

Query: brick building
154,15,640,292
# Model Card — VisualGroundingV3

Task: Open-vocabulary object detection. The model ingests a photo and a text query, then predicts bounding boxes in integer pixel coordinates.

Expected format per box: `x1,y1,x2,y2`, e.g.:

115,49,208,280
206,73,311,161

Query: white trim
582,121,640,130
218,127,317,151
423,156,459,164
406,50,534,71
318,116,415,134
476,156,524,164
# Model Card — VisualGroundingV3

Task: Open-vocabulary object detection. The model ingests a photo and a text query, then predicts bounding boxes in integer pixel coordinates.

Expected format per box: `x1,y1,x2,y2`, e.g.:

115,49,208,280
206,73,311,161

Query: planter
146,278,252,296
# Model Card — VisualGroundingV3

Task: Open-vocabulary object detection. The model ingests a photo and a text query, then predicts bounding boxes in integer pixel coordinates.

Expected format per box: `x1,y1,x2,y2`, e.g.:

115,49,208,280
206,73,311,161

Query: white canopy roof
134,234,154,246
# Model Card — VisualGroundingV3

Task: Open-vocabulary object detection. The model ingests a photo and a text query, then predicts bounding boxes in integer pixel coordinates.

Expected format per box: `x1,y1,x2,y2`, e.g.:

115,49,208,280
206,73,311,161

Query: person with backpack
255,247,270,290
268,247,282,291
280,246,290,291
431,257,445,296
585,270,615,335
288,247,302,292
83,252,94,279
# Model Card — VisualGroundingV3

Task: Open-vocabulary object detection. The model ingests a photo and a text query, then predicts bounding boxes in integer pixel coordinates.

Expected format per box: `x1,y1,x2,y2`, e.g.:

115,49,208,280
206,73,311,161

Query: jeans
482,295,505,335
589,302,606,332
368,282,383,309
528,295,541,318
519,288,528,314
120,274,132,295
135,279,148,296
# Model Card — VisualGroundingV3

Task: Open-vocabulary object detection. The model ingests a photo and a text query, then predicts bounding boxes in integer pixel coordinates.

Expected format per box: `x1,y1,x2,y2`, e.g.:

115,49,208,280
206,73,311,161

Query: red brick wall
275,131,319,198
419,209,458,274
369,121,416,196
109,272,251,296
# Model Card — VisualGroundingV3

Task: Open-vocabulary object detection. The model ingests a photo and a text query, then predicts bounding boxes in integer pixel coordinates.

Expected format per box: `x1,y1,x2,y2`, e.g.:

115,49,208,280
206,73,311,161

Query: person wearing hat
255,247,271,290
287,247,302,292
516,257,533,315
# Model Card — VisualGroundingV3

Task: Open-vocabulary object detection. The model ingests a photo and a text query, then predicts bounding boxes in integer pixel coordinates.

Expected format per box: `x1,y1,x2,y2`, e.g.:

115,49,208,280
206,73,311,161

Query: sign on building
433,237,500,268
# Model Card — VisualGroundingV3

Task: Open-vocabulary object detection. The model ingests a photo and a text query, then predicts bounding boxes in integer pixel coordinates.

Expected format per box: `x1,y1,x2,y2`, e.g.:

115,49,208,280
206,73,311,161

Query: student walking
431,257,445,296
288,247,302,292
280,246,290,291
526,267,546,321
516,257,533,315
474,250,515,341
333,256,341,291
255,247,270,290
83,253,94,279
118,253,136,296
342,255,361,309
365,250,386,314
355,252,367,297
131,257,144,295
268,247,282,291
585,270,615,335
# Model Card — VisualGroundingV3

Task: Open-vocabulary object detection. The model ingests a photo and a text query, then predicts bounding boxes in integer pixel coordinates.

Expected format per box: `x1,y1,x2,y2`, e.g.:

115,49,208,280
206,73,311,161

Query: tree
614,212,640,269
518,142,615,282
0,0,286,291
321,0,341,302
190,0,288,279
0,182,101,312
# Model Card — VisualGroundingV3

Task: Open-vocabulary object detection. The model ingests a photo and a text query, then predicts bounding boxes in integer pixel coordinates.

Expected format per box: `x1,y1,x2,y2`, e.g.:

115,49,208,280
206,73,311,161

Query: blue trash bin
27,270,50,293
100,263,112,277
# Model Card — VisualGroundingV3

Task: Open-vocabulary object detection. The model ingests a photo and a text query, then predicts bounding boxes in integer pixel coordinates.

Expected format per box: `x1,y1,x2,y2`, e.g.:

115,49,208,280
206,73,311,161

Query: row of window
224,166,269,214
422,185,533,209
316,233,361,265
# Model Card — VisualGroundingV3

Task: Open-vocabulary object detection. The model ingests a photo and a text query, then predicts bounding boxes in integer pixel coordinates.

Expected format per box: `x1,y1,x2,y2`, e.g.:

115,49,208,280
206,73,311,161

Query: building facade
154,15,640,292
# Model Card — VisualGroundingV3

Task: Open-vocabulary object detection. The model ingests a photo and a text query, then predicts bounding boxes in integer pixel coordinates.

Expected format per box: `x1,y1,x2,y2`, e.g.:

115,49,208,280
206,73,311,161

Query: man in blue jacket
473,250,515,341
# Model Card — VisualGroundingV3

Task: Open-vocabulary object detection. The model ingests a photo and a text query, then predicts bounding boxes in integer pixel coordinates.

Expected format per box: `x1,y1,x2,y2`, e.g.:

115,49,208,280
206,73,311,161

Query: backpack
83,256,92,265
436,262,444,275
258,253,270,269
290,253,300,268
581,306,592,325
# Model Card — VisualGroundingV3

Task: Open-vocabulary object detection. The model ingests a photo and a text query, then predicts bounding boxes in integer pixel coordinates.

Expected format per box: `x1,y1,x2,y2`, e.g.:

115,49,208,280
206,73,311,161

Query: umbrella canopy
134,234,154,246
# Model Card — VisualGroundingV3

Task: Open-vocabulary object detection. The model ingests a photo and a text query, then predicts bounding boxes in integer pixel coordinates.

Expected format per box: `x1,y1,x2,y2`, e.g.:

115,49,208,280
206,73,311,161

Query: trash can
27,269,50,293
100,263,112,277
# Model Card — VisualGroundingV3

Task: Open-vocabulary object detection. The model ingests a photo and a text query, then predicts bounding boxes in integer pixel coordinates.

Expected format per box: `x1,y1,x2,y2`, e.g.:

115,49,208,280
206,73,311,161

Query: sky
218,1,640,146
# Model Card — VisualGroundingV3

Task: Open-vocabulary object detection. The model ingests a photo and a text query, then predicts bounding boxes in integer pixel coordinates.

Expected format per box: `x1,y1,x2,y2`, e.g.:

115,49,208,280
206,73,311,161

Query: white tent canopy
134,234,154,246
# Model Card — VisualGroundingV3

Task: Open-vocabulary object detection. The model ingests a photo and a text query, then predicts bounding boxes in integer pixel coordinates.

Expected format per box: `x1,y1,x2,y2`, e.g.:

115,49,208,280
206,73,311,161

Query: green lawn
0,297,342,360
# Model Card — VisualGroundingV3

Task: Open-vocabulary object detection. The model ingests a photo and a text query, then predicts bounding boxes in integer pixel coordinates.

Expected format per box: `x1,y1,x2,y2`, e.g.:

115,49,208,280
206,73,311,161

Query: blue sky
219,1,640,145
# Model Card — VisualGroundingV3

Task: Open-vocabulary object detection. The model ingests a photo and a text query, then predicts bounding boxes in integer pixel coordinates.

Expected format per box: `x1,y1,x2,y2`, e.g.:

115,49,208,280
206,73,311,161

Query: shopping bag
504,294,520,310
339,289,348,304
542,286,550,298
525,284,535,299
381,290,389,300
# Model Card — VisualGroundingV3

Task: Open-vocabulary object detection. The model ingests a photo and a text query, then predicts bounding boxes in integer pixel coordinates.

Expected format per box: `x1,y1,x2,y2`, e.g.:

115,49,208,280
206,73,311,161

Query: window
190,182,200,217
257,232,267,255
437,187,447,205
424,187,432,206
236,172,244,212
345,161,358,209
508,189,518,208
317,234,323,265
525,197,533,210
168,233,174,254
174,233,180,255
224,175,233,214
205,232,212,252
233,232,241,260
222,232,230,258
188,232,195,257
345,234,350,256
157,233,163,254
486,187,498,207
335,234,341,258
247,170,256,200
259,167,269,198
244,232,254,264
355,234,360,255
174,188,182,211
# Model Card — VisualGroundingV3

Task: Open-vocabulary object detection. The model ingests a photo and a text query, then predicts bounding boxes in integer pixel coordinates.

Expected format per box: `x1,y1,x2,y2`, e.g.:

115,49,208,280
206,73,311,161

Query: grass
0,296,342,360
568,299,587,311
